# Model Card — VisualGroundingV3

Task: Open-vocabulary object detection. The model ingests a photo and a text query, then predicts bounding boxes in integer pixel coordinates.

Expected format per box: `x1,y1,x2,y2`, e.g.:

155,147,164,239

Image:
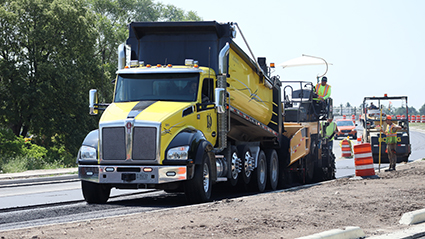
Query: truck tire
238,145,254,185
184,152,212,203
265,149,279,190
81,181,111,204
228,146,240,187
250,150,267,193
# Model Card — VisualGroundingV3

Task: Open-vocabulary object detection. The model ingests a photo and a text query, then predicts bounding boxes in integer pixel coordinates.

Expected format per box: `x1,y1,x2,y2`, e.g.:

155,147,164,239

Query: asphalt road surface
1,126,424,231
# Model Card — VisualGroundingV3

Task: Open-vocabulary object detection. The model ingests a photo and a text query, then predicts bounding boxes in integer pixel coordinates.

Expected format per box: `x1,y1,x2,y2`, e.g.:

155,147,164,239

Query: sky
158,0,425,109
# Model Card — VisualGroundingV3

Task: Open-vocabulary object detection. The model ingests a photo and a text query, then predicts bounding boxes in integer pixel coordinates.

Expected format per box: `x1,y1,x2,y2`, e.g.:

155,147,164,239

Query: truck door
197,78,217,146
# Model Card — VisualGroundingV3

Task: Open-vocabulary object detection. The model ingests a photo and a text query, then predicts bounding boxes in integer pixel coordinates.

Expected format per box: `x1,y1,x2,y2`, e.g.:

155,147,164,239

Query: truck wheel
184,152,212,204
228,146,240,187
81,181,111,204
238,145,253,185
265,149,279,190
250,150,267,193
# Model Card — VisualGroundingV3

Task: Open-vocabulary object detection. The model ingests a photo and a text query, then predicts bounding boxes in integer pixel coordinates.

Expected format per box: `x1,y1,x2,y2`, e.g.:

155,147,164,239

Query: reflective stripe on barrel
353,143,375,177
341,139,352,158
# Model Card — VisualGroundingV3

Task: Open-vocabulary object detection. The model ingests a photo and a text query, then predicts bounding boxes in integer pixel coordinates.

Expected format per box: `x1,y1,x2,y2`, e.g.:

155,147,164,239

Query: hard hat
321,76,327,82
386,115,392,120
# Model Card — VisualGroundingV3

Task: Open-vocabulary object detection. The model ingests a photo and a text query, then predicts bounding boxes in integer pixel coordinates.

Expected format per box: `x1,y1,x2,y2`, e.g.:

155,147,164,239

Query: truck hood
337,126,356,131
100,101,194,123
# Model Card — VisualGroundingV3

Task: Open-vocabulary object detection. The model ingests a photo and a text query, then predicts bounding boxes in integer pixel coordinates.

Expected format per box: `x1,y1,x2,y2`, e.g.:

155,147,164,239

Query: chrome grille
102,127,126,160
132,127,157,160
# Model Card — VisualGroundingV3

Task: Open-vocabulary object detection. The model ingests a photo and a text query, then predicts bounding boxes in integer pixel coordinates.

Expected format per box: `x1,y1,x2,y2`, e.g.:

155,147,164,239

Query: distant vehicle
361,95,410,163
335,119,357,140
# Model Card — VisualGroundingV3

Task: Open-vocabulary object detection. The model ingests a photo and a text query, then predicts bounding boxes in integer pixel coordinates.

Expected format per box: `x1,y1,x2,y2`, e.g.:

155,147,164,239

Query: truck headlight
167,146,189,160
80,146,97,160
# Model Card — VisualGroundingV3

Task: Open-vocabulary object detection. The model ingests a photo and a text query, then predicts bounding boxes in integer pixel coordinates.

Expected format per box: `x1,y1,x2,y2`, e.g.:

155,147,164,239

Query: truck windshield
336,120,354,127
114,73,199,102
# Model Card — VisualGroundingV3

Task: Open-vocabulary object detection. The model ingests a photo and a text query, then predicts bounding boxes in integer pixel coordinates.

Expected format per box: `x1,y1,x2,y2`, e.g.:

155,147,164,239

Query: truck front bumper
79,165,187,184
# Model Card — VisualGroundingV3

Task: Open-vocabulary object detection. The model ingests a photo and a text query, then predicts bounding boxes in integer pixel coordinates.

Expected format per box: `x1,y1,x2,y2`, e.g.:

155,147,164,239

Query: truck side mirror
89,89,98,115
215,88,226,114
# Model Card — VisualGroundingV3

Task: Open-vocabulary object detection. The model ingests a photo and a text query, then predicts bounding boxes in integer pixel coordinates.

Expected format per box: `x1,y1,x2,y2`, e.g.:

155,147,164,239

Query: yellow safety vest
321,121,337,141
315,83,331,100
386,124,397,144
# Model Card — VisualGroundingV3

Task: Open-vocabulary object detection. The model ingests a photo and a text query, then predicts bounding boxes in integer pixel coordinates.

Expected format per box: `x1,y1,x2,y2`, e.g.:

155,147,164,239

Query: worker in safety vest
321,116,337,151
382,115,402,171
314,76,331,101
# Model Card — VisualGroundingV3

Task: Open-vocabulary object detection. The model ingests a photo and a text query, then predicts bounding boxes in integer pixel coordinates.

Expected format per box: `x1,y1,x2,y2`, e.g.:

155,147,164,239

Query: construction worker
321,116,337,151
382,115,402,171
313,76,331,117
369,102,378,109
314,76,331,101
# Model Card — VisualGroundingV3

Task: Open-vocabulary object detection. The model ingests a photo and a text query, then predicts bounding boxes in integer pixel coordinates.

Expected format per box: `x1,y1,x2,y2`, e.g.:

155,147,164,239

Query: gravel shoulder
1,159,425,239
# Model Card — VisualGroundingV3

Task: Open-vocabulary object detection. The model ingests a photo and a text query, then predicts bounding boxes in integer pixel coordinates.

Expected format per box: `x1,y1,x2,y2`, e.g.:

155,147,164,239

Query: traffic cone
340,137,352,158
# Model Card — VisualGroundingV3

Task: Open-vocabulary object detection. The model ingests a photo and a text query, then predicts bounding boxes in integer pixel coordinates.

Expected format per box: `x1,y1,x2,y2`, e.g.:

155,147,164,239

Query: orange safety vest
315,83,331,99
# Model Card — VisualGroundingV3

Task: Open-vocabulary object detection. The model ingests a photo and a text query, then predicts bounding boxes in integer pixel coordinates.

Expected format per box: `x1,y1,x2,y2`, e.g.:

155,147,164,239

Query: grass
0,155,73,174
410,123,425,131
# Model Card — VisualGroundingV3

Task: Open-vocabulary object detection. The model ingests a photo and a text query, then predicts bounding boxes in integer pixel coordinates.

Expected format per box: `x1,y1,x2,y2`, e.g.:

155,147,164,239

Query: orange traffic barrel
422,115,425,123
417,115,421,123
341,138,352,158
353,143,375,177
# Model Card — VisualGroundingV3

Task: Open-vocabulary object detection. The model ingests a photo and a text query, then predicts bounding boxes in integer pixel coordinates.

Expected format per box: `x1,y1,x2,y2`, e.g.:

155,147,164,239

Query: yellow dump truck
77,21,335,204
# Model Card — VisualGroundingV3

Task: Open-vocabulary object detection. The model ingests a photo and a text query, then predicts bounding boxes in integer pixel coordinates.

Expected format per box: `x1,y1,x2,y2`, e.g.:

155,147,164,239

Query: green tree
158,4,202,21
408,107,418,115
419,103,425,115
394,107,408,116
0,0,202,162
87,0,202,101
0,0,101,155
